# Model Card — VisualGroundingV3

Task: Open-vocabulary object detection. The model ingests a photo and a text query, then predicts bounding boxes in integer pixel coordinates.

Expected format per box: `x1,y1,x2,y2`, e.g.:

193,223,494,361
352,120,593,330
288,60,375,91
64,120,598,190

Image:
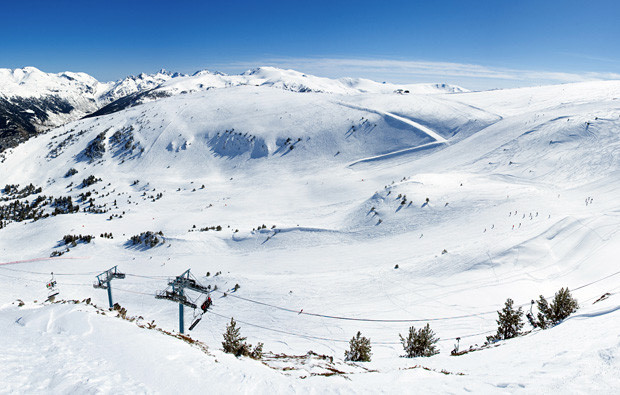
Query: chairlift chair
189,294,213,331
46,272,59,300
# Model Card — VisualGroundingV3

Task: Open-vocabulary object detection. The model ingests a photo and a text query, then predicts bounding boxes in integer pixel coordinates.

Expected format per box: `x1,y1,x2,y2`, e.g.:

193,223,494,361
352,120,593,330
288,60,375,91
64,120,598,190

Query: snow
98,70,176,104
0,66,171,104
149,66,468,98
0,66,467,136
1,72,620,393
0,67,102,98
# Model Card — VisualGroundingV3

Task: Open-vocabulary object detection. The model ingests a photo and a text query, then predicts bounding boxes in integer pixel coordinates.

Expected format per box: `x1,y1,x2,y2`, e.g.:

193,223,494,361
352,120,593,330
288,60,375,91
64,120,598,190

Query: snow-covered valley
1,70,619,393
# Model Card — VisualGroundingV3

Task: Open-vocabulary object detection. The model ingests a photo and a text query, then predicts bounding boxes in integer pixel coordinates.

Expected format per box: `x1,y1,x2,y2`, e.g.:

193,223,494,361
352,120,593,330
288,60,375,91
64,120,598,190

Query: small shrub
80,175,101,188
64,168,78,178
250,342,264,359
344,331,372,362
400,323,439,357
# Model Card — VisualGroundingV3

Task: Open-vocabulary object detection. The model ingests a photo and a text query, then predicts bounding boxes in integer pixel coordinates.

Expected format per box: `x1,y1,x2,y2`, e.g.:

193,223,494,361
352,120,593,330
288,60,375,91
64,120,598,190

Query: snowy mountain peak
100,70,178,103
0,67,101,98
237,66,468,94
0,65,469,151
0,67,180,151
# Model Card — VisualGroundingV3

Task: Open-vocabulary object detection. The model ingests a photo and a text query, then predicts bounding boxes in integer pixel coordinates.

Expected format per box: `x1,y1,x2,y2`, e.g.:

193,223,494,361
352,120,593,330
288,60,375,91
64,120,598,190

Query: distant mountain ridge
0,67,178,151
0,66,467,151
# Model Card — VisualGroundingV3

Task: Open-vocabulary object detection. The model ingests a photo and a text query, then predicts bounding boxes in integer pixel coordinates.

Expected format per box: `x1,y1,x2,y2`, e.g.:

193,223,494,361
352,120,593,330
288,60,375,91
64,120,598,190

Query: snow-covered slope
138,66,467,97
0,66,466,152
90,67,468,119
1,78,619,393
239,67,468,94
0,67,105,99
0,67,175,151
0,66,175,106
2,297,617,393
98,69,178,104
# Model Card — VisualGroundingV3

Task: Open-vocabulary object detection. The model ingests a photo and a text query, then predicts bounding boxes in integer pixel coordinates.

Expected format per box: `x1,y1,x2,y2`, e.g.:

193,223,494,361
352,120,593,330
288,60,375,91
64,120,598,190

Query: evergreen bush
399,323,439,357
535,287,578,328
488,298,524,342
344,331,372,362
222,318,263,359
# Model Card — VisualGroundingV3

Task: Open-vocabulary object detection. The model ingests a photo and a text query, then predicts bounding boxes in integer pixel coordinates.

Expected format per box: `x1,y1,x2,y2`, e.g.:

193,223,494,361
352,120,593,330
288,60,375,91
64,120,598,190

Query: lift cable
205,309,495,345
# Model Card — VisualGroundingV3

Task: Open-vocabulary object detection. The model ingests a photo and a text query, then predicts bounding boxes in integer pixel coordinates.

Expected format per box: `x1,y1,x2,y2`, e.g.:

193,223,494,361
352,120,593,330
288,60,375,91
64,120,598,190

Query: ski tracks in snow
335,101,448,167
381,111,448,143
336,101,447,143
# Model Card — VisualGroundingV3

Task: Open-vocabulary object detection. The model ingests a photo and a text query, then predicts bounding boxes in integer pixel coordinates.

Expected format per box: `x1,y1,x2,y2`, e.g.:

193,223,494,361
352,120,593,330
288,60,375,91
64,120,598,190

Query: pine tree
222,318,246,354
536,295,552,329
536,287,578,328
550,287,579,322
490,298,524,341
344,331,372,362
399,323,439,357
221,318,264,359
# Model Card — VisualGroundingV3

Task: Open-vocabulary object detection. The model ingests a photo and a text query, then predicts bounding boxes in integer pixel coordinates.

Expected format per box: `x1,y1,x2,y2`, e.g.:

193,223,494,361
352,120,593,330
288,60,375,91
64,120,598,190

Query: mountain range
0,66,466,151
1,65,618,392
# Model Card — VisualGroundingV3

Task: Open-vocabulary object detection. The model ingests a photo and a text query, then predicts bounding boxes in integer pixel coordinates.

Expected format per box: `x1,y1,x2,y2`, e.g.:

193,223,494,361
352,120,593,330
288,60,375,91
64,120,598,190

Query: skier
189,296,212,331
46,273,59,300
201,295,212,312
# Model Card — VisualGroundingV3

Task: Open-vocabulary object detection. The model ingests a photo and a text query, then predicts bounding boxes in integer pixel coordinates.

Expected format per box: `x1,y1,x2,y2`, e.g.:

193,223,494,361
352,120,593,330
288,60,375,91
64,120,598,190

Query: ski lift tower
93,266,126,309
155,269,211,333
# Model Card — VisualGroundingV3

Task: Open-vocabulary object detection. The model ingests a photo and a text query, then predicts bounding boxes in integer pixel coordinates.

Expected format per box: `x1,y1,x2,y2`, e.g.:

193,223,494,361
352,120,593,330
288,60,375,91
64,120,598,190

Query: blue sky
2,0,620,89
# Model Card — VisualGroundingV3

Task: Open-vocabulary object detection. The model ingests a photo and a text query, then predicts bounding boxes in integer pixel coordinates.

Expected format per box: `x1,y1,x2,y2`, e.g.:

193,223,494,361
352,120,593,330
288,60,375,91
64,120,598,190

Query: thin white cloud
210,57,620,90
557,52,620,64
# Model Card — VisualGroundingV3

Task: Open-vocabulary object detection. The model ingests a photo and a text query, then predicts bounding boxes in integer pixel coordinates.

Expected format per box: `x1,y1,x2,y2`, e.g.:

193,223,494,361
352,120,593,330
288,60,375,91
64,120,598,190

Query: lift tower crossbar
154,269,211,334
93,266,126,309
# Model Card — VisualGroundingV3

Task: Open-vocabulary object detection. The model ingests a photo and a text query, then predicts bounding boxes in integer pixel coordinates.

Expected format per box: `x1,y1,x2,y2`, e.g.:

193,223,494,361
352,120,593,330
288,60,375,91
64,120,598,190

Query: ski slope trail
382,111,448,143
348,141,445,167
336,100,449,167
336,100,448,143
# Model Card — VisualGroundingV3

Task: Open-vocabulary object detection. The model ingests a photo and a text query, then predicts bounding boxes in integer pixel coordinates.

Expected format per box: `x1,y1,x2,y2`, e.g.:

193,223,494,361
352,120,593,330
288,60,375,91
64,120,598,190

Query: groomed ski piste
1,69,619,393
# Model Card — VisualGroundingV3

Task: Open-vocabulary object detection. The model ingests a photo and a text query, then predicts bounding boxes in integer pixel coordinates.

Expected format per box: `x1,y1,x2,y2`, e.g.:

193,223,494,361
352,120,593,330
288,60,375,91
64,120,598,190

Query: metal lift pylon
93,266,126,309
155,269,211,334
